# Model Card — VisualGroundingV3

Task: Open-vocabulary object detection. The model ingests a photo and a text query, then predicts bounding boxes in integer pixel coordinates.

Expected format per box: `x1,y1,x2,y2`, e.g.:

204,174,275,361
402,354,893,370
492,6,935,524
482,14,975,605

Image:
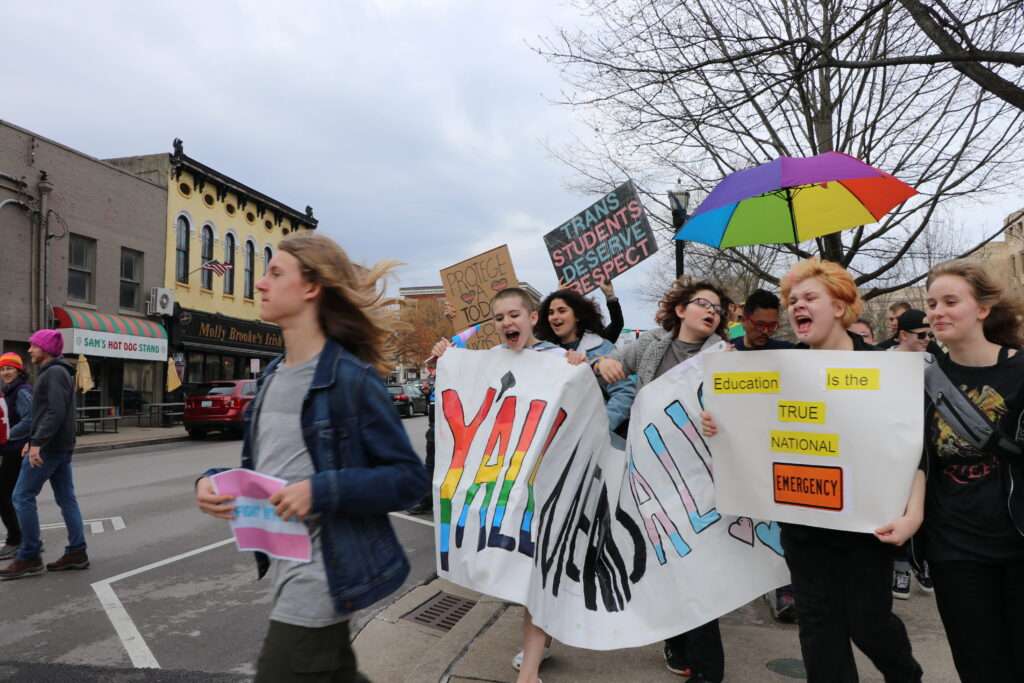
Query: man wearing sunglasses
894,309,933,353
733,289,793,351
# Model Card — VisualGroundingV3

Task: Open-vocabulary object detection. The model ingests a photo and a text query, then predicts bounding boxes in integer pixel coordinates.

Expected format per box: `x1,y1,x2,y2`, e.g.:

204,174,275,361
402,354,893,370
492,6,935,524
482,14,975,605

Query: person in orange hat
0,352,32,561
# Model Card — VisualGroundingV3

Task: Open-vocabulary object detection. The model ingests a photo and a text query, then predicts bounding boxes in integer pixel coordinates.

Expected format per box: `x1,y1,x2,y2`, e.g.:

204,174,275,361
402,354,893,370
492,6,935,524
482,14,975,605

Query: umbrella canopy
677,152,916,248
166,358,182,392
75,354,94,394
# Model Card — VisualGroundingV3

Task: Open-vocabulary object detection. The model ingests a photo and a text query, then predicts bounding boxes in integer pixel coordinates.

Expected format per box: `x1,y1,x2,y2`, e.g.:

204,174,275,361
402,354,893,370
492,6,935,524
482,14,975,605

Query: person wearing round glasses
733,289,793,351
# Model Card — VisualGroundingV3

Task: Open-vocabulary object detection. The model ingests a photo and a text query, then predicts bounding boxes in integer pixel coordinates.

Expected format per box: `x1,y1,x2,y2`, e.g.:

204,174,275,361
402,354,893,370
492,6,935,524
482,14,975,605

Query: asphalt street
0,415,433,681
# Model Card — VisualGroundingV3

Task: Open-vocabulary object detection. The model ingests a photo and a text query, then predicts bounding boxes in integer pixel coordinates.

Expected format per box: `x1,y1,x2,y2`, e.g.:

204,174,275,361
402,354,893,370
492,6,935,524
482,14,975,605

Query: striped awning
53,307,167,339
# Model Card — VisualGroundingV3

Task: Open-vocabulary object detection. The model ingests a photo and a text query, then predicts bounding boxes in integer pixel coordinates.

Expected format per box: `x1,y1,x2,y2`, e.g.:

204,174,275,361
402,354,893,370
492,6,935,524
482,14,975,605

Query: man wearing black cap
894,309,932,353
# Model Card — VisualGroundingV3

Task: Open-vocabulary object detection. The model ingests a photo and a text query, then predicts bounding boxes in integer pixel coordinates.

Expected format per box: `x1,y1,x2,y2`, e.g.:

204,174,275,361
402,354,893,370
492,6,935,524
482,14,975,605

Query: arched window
201,225,214,290
244,241,255,299
263,246,273,275
224,233,236,295
175,216,190,284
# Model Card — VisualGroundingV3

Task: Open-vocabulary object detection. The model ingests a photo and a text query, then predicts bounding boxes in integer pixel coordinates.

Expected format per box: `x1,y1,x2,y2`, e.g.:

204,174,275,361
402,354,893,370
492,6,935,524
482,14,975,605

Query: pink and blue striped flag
451,324,481,349
210,469,312,562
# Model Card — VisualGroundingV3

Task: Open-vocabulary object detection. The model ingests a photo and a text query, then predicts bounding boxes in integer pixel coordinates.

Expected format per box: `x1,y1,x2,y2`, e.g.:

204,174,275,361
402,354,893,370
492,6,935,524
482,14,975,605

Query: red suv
184,380,257,439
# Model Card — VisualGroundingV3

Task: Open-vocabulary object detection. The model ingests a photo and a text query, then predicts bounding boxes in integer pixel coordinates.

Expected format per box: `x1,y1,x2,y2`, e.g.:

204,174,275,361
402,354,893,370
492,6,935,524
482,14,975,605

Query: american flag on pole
202,260,232,276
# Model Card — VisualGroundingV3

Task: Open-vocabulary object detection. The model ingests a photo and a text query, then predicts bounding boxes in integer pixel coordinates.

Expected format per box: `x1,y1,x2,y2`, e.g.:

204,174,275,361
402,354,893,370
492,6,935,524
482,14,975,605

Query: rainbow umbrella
676,152,917,248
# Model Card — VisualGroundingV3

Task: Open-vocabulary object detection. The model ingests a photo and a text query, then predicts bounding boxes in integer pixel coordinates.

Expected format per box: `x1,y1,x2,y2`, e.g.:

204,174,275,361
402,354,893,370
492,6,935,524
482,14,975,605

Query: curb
76,436,191,455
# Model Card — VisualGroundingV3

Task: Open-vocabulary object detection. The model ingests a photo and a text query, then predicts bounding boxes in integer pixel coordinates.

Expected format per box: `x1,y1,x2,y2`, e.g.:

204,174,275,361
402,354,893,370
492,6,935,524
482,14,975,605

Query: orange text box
772,462,843,511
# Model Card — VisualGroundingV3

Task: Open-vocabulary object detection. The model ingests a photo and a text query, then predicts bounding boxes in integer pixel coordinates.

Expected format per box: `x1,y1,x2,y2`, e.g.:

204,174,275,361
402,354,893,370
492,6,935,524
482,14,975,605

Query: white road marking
389,511,435,528
91,538,235,669
40,516,128,533
94,513,434,668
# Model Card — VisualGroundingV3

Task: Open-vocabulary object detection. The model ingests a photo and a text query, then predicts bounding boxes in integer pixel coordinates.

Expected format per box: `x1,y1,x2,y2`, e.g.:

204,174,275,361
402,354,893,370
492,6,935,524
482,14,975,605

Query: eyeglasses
750,321,779,333
909,330,933,340
687,298,725,317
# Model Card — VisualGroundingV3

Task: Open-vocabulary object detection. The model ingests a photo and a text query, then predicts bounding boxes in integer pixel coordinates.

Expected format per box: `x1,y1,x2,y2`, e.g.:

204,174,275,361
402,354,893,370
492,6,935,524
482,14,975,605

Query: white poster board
434,346,789,650
705,350,923,533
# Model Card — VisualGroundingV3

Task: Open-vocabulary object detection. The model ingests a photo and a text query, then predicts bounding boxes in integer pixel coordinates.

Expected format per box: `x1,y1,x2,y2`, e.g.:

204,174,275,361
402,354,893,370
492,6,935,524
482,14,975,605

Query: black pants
255,620,369,683
782,527,922,683
424,401,435,476
930,558,1024,683
0,451,22,546
665,619,724,682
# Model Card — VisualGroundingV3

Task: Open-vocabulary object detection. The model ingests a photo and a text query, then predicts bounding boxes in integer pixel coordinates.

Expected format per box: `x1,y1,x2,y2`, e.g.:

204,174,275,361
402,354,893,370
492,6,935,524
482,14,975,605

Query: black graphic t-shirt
925,349,1024,562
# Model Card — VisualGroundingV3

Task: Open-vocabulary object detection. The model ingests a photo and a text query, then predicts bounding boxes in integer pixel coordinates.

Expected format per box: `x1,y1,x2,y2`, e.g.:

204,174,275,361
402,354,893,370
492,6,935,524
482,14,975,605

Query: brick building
0,120,168,412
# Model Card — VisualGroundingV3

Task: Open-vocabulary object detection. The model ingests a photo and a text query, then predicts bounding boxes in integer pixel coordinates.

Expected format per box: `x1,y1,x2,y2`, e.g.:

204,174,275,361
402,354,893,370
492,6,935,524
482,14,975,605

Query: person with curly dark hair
593,276,729,682
536,289,635,434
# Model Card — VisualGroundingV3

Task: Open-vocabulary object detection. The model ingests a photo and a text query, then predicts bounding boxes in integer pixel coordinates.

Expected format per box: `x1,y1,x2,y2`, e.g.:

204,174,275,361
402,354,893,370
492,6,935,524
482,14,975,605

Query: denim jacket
204,338,429,615
578,332,635,431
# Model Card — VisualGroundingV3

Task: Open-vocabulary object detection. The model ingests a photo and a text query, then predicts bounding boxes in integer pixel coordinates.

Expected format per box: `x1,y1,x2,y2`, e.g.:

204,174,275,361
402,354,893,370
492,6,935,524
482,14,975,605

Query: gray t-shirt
255,354,345,627
654,338,705,380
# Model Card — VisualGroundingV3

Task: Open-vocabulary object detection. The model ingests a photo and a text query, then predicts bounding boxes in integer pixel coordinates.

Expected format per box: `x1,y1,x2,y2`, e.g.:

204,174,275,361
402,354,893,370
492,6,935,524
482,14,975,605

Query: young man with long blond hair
195,233,428,682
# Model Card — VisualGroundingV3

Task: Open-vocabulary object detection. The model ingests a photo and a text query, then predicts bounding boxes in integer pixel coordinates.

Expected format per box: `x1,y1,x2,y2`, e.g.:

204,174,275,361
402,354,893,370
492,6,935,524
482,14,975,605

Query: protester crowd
1,229,1020,683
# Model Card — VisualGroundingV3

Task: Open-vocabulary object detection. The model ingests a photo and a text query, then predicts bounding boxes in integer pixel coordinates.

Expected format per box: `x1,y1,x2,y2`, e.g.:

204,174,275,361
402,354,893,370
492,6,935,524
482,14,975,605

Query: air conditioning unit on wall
147,287,174,316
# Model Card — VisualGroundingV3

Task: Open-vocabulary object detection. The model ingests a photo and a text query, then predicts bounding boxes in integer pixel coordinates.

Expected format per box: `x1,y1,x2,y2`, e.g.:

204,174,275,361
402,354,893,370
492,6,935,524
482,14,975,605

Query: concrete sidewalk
75,424,192,454
354,577,959,683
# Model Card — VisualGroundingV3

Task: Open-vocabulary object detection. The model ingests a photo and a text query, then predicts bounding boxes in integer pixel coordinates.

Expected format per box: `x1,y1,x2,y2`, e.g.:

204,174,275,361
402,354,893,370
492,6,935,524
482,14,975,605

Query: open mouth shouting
504,328,522,345
793,312,813,336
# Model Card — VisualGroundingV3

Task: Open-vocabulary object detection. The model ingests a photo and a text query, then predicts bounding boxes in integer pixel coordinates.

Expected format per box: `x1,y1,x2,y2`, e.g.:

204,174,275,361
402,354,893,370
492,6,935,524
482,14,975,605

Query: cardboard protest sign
544,181,658,295
440,245,518,350
0,396,8,445
211,469,312,562
433,345,788,650
705,350,923,533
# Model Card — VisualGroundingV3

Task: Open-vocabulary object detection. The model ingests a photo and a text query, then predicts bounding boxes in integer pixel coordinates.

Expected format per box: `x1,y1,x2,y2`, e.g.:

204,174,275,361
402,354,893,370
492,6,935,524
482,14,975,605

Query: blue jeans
12,451,86,561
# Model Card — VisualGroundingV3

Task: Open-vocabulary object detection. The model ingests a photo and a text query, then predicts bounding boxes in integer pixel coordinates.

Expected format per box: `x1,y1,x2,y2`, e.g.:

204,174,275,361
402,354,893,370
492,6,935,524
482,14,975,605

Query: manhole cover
401,591,477,632
766,658,807,678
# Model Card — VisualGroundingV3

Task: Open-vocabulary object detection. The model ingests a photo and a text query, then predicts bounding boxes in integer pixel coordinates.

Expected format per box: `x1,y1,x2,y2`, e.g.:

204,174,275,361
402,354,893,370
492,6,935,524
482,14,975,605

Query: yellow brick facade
165,168,311,321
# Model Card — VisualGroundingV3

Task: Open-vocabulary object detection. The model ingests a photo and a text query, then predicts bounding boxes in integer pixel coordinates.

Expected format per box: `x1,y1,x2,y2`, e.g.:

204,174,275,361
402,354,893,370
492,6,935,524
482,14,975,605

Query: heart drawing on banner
728,517,755,546
754,520,785,557
461,292,476,305
491,278,508,291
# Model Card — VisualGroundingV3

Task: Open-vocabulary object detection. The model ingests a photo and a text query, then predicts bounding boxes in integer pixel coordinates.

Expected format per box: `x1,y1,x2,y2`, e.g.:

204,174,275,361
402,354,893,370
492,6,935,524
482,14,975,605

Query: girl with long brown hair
920,259,1024,682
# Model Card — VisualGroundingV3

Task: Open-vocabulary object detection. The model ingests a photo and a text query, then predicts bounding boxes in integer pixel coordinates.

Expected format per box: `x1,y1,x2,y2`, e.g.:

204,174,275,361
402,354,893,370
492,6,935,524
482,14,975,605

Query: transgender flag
210,469,312,563
451,324,481,348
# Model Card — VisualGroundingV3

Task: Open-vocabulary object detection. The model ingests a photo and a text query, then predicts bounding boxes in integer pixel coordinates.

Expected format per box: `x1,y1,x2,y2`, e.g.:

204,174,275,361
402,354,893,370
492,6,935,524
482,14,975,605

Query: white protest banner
211,469,312,562
705,350,923,533
434,346,788,650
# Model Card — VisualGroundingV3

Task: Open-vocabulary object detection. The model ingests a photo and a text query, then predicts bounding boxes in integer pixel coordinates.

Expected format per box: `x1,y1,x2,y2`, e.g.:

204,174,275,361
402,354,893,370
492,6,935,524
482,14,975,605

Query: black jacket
30,357,76,455
602,297,624,343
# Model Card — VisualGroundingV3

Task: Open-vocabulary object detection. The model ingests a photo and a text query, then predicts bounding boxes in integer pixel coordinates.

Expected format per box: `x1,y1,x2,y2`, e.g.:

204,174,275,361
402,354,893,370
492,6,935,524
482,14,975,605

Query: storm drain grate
401,591,477,632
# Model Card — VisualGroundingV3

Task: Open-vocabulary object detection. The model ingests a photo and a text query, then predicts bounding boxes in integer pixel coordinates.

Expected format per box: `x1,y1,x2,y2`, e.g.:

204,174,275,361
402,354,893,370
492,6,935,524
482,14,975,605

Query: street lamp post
668,181,691,278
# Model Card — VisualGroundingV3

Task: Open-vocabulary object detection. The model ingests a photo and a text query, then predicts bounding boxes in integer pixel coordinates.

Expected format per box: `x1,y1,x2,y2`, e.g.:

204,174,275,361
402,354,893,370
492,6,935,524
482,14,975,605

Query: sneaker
46,550,89,571
406,498,433,516
892,566,912,600
0,544,19,561
512,646,552,672
773,588,797,623
915,563,935,594
664,642,693,677
0,557,44,580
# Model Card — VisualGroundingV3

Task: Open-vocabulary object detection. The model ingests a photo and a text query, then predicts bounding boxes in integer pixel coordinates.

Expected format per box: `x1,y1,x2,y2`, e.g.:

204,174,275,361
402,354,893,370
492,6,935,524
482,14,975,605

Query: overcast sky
4,1,1021,331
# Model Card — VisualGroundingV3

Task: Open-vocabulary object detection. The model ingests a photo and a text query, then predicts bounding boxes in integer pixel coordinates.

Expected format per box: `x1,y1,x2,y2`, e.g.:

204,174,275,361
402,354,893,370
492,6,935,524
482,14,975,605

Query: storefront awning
54,307,167,339
53,307,168,361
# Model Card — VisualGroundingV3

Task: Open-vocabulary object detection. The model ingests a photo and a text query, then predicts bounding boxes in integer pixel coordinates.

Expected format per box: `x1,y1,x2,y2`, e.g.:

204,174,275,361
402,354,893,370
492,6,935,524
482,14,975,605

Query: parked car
388,384,427,417
183,380,257,438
